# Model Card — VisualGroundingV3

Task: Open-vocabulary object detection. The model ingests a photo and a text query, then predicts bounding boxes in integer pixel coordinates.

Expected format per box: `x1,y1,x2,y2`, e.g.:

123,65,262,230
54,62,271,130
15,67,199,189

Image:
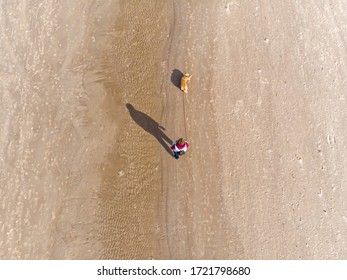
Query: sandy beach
1,0,347,259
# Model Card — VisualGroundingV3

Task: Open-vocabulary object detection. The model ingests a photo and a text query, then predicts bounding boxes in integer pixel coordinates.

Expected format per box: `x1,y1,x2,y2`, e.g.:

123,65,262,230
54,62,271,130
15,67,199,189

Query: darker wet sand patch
95,0,169,259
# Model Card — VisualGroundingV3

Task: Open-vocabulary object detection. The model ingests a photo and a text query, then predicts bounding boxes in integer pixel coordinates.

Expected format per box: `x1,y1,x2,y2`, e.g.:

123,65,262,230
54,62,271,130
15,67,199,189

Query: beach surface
1,0,347,259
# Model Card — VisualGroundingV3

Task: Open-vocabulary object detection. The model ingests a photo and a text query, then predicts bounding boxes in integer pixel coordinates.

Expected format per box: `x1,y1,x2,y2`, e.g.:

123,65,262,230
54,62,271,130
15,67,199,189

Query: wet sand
1,0,347,259
0,0,167,259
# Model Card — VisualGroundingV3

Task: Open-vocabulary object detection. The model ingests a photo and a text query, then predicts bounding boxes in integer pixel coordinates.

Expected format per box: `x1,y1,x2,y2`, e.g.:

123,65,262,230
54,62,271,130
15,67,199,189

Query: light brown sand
1,0,347,259
162,0,347,259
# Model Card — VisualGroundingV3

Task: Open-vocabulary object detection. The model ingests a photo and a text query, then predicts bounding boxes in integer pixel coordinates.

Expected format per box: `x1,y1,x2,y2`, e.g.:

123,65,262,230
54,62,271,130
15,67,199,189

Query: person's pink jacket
171,141,189,152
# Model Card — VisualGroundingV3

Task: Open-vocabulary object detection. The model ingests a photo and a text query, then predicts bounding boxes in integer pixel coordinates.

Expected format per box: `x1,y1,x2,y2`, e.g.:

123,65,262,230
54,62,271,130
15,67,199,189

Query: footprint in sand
225,3,231,14
327,134,336,148
225,2,240,14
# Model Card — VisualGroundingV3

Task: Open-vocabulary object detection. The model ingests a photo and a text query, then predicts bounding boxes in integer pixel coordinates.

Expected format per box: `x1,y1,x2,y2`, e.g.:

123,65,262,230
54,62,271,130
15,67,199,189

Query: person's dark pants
173,151,179,159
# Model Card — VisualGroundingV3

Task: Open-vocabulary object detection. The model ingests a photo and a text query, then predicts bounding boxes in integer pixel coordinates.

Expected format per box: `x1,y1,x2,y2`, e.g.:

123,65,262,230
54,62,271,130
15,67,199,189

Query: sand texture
1,0,347,259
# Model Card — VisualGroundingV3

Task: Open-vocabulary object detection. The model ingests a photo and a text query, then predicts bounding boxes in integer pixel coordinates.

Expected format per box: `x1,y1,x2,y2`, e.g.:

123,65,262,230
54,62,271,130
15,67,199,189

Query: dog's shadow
171,69,183,89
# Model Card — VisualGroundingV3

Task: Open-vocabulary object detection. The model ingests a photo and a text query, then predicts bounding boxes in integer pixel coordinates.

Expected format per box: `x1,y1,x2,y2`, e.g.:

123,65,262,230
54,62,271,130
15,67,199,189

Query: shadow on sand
126,103,173,156
171,69,183,89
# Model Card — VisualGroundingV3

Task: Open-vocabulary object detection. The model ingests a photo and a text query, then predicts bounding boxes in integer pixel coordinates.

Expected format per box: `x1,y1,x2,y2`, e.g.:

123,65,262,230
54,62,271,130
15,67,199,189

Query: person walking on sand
171,138,189,159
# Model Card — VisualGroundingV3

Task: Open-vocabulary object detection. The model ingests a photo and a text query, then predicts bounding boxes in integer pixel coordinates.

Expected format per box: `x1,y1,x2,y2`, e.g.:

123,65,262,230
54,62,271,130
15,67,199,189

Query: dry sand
1,0,347,259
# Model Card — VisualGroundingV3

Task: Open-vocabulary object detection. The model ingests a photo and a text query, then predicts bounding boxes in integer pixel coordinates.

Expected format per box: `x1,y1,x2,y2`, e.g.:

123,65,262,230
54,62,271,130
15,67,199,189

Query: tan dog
181,74,192,93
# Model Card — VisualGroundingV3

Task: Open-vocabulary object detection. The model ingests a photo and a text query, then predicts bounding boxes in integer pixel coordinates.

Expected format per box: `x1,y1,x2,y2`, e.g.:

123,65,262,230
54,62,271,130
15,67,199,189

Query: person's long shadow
171,69,183,89
126,103,173,157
